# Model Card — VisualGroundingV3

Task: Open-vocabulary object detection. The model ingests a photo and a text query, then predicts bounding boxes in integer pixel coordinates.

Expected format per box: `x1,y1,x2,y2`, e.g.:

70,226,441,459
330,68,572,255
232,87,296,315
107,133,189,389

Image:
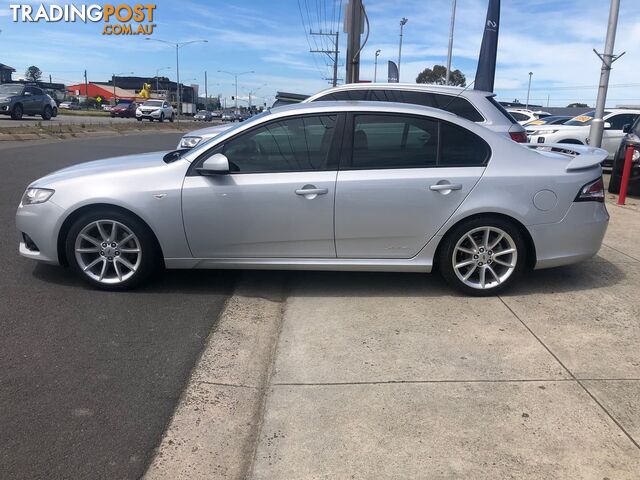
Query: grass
57,109,111,117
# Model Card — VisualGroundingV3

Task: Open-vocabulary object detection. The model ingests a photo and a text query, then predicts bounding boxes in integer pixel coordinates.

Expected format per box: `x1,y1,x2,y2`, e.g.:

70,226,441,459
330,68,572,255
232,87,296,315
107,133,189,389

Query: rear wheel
42,105,53,120
438,217,526,296
65,209,160,290
11,104,23,120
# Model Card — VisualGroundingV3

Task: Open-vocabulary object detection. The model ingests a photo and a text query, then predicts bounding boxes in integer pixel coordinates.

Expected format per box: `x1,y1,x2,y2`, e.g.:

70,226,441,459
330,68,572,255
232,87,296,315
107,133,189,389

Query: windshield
564,110,611,126
0,84,23,95
143,100,163,107
197,110,208,114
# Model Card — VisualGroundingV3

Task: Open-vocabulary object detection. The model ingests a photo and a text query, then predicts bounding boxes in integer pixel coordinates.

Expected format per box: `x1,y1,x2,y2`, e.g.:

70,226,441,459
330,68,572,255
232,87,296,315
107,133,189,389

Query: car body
524,115,572,128
221,111,237,122
135,100,175,122
608,117,640,196
17,101,609,295
507,109,551,125
110,102,137,118
59,101,80,111
178,83,527,150
194,110,215,121
0,84,58,120
527,109,640,166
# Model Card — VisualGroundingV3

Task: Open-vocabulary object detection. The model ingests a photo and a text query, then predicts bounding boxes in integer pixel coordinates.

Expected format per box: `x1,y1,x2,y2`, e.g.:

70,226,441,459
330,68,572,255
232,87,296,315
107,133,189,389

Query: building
0,63,16,84
66,82,139,102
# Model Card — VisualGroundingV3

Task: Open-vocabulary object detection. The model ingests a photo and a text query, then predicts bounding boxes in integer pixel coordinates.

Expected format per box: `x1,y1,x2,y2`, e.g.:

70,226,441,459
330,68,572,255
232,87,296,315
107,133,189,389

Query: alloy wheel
74,220,142,285
452,226,518,290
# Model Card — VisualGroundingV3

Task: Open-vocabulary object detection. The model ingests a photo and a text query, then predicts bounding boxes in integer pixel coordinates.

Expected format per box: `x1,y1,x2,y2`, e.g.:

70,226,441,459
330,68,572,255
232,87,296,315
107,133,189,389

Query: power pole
204,70,208,110
589,0,625,148
445,0,457,85
398,17,408,80
310,30,340,87
345,0,363,83
84,69,88,100
525,72,533,110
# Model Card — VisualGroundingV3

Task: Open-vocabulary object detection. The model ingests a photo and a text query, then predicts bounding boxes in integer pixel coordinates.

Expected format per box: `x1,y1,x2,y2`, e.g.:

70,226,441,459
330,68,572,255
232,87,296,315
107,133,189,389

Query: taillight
509,131,528,143
575,177,605,203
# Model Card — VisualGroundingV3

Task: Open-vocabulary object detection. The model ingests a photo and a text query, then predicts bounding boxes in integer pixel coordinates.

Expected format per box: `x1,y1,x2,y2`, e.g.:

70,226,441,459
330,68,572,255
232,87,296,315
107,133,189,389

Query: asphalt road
0,134,235,479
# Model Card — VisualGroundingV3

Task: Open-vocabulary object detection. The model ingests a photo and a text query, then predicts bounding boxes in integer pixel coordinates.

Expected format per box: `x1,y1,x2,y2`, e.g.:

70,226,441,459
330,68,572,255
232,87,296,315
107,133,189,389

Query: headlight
531,129,558,136
633,149,640,162
136,108,142,114
21,188,54,205
180,136,202,148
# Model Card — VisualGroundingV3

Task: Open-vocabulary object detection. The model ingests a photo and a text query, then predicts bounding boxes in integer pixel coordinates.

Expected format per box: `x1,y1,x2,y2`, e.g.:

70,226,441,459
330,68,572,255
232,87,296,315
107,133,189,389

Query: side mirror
603,121,612,130
197,153,230,175
622,124,632,134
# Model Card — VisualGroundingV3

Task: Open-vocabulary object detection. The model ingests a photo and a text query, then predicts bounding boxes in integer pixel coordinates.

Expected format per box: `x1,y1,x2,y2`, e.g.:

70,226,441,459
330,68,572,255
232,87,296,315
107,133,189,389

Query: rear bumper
529,202,609,270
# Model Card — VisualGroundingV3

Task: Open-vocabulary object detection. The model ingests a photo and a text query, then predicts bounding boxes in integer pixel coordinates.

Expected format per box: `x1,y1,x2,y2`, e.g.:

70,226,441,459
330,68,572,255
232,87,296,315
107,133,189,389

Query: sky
0,0,639,108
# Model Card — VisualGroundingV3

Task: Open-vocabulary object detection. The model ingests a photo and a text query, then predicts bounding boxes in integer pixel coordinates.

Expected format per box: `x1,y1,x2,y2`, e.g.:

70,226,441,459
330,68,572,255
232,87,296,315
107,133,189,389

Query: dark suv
0,84,58,120
608,117,640,196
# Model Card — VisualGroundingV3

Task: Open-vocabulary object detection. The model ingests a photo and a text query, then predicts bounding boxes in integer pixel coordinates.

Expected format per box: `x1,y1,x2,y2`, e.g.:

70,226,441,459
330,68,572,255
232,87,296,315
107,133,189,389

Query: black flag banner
388,61,399,83
474,0,500,92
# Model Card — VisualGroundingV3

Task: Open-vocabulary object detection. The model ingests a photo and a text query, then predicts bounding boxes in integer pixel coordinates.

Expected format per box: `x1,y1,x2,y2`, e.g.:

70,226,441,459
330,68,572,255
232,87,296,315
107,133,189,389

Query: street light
526,72,533,110
445,0,457,85
398,18,408,80
155,66,171,92
374,49,381,82
145,38,208,117
111,71,133,104
218,70,254,110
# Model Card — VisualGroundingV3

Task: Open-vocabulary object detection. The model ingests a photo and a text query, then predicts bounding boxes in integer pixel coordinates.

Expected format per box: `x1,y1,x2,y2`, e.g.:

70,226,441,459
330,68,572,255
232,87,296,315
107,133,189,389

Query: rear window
487,97,518,124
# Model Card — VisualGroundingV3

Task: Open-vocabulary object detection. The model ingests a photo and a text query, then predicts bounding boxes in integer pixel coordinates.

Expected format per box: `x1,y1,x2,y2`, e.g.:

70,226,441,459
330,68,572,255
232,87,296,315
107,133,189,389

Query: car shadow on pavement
31,257,626,298
31,264,238,295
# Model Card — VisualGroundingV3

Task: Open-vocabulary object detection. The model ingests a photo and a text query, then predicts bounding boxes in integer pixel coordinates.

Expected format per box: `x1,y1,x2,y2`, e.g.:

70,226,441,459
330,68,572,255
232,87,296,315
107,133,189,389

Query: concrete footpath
146,200,640,479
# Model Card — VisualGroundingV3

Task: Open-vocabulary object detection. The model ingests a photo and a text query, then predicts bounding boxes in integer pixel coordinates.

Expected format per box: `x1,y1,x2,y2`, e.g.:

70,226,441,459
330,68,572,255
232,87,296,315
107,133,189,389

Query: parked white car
507,109,551,125
526,109,640,163
135,100,175,122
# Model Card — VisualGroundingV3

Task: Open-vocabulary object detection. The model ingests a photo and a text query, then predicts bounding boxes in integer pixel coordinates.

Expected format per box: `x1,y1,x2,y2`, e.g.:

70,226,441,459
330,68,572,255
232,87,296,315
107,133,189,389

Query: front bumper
0,103,12,114
136,109,163,119
529,201,609,270
16,200,66,265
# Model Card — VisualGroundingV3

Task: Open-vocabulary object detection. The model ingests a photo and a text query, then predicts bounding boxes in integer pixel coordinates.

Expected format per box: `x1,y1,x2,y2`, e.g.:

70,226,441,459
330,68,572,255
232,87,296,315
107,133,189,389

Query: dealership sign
9,3,157,35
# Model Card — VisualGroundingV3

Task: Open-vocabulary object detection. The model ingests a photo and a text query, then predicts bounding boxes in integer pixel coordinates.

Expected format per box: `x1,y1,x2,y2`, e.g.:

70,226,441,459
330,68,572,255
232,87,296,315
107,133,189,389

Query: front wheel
11,104,23,120
159,113,164,123
438,217,526,296
42,105,53,120
65,210,160,290
137,117,142,122
169,113,175,123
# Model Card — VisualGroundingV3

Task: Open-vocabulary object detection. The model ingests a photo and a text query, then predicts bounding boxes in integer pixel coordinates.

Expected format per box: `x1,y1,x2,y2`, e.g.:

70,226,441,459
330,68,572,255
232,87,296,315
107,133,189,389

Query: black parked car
0,84,58,120
608,118,640,196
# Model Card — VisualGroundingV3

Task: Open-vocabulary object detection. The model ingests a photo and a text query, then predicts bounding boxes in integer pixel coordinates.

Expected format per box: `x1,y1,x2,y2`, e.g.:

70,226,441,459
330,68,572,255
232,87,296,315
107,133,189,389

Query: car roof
306,83,493,99
269,100,459,119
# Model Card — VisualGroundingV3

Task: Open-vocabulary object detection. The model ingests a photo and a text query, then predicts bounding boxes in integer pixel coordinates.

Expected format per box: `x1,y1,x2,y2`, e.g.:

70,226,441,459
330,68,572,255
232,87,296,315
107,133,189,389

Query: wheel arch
57,203,165,267
433,212,537,271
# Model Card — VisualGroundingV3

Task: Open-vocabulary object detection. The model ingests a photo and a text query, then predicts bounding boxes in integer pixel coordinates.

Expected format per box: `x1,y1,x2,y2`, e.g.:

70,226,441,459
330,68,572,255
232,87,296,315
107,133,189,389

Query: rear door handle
295,187,328,196
430,183,463,191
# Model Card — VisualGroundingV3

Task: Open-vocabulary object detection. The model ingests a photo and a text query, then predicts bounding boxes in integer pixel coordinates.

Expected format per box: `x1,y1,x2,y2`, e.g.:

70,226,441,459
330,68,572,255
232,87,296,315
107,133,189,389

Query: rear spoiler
522,143,608,171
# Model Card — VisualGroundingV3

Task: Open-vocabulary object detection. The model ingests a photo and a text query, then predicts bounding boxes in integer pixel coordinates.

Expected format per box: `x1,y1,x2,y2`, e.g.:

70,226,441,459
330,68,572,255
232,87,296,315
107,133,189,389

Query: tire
169,113,175,123
11,104,23,120
438,216,526,296
42,105,53,120
52,107,58,117
159,113,164,123
137,117,142,122
65,209,161,291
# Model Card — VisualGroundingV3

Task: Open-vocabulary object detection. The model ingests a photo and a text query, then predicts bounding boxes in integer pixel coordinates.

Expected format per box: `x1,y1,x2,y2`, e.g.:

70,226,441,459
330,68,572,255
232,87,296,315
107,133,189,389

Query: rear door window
368,90,484,122
440,122,491,167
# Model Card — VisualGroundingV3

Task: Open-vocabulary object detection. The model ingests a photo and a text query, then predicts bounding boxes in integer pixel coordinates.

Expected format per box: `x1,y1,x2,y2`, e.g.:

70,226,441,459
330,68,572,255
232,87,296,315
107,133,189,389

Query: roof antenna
442,79,476,111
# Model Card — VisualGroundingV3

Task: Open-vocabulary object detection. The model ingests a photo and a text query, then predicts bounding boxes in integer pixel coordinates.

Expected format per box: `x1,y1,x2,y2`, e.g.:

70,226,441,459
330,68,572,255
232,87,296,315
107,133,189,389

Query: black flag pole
474,0,500,92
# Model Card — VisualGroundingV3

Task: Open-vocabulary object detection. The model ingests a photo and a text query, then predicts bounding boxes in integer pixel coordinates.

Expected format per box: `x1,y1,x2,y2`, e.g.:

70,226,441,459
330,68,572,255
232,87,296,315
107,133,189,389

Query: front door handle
295,186,329,196
430,183,463,192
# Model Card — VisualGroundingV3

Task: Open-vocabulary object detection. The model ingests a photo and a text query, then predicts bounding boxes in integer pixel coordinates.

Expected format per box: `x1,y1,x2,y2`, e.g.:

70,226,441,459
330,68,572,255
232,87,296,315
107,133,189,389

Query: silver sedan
16,101,609,295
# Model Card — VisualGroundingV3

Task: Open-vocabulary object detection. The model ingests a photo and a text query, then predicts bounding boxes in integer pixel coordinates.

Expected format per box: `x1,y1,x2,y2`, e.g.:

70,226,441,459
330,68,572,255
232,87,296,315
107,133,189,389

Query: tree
25,66,42,82
416,65,466,87
566,102,588,108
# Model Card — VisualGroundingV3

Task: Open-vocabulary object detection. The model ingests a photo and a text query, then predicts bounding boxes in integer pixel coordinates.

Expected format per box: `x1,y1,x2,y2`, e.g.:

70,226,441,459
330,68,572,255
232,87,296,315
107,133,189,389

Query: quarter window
222,115,337,173
439,122,490,167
